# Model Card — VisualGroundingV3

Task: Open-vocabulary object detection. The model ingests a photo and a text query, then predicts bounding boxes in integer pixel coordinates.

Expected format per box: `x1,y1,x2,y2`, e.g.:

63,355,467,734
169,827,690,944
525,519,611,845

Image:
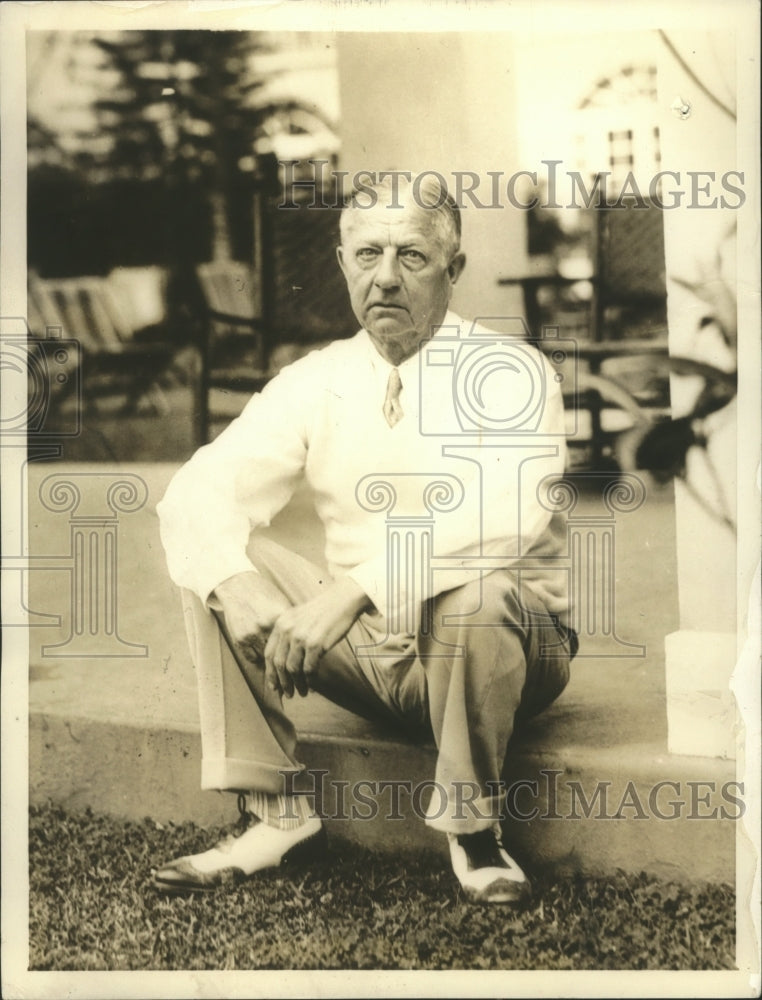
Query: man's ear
447,252,466,285
336,245,346,276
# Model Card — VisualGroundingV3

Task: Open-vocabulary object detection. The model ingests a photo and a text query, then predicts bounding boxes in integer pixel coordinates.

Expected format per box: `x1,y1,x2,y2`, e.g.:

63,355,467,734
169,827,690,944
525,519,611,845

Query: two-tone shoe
153,814,325,894
448,824,531,904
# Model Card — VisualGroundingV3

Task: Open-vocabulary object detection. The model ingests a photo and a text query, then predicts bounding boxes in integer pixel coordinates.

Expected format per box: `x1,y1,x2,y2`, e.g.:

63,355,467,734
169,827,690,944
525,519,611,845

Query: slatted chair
27,269,183,419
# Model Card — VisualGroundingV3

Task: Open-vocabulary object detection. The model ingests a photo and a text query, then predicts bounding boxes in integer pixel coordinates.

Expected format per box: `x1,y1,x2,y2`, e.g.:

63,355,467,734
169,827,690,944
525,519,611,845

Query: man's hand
213,571,292,667
264,577,370,698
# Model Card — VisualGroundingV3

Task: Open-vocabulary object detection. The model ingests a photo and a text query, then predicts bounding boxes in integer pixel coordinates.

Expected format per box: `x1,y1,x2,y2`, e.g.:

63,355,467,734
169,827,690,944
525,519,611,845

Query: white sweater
157,313,570,627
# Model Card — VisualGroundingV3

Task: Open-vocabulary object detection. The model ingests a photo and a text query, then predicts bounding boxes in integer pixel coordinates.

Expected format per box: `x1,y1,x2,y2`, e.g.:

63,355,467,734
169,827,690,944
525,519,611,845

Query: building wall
512,31,660,171
336,32,526,331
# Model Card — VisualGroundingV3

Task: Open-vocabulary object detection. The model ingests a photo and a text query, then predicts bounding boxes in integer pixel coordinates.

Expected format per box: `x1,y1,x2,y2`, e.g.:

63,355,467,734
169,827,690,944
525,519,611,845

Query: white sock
246,791,315,830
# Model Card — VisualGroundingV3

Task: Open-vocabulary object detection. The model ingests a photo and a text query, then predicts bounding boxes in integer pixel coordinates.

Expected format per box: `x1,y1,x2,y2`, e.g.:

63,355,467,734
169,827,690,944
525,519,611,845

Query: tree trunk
209,187,233,263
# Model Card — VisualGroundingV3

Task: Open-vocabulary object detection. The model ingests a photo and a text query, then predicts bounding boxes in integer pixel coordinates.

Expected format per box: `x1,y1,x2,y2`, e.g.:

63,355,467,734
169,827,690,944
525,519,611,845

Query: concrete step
29,659,737,883
23,463,737,882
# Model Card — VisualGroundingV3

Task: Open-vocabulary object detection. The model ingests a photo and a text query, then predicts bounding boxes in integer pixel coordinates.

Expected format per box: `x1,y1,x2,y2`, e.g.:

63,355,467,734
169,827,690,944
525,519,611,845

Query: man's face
337,198,465,362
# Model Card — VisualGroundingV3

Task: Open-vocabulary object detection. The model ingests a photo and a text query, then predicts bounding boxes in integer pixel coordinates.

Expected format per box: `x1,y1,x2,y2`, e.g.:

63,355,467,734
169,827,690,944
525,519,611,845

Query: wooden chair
194,261,270,445
499,202,670,469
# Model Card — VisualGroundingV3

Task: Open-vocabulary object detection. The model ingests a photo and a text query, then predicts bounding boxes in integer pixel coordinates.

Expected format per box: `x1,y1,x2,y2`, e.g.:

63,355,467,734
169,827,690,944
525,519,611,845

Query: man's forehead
342,200,443,243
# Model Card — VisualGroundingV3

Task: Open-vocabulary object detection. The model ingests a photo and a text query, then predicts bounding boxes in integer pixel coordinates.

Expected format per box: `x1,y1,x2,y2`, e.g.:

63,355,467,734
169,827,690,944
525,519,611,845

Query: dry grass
29,803,735,971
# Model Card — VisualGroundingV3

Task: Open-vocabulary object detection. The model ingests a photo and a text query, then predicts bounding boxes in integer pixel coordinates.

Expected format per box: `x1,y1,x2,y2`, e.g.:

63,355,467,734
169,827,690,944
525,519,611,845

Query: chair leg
589,391,604,469
192,344,209,448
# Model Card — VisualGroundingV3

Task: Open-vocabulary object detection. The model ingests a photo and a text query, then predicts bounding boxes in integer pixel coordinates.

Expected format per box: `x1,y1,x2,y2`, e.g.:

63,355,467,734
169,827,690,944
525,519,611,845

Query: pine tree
83,31,272,261
32,30,337,262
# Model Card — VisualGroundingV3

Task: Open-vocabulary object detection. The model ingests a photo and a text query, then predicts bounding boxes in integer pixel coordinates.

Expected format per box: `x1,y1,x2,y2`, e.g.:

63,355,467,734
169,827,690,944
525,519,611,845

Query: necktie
383,368,404,428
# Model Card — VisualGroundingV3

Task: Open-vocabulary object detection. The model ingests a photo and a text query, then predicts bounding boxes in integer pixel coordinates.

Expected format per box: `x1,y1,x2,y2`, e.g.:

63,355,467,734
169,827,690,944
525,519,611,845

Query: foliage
29,803,735,971
28,31,336,263
81,33,266,183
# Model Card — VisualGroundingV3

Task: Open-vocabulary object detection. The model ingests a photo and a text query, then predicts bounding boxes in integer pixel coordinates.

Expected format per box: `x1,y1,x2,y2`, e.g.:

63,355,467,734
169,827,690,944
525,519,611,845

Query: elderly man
154,174,575,904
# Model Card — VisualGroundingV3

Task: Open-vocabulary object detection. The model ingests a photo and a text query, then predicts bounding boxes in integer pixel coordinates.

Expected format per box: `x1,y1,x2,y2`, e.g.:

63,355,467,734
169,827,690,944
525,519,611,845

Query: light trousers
182,534,571,833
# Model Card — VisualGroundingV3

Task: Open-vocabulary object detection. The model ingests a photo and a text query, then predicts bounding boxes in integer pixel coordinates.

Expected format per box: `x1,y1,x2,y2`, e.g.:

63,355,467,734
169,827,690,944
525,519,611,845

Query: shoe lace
236,792,252,833
213,792,254,853
457,828,508,870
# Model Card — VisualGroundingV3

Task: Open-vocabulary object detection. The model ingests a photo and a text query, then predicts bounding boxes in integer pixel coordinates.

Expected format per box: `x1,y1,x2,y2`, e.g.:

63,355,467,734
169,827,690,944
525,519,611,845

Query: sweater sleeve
156,357,316,604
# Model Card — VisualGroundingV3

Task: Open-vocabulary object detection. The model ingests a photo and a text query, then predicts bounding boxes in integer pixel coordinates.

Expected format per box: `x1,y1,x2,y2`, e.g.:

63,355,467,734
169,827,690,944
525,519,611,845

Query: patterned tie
383,368,404,428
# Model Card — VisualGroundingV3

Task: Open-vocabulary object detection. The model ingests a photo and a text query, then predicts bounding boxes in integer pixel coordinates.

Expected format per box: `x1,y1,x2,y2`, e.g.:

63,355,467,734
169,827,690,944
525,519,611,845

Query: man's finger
264,657,283,697
303,642,324,680
275,657,293,698
285,639,309,697
261,623,281,694
264,629,293,697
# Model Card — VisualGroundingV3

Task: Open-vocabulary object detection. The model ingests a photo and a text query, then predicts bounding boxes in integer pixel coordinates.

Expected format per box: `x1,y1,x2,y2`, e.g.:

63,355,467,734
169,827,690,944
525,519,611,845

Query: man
154,174,575,904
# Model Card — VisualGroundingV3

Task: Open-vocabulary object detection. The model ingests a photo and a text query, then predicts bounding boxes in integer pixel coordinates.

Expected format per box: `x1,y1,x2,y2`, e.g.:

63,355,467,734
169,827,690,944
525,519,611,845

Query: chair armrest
207,310,265,331
497,274,596,288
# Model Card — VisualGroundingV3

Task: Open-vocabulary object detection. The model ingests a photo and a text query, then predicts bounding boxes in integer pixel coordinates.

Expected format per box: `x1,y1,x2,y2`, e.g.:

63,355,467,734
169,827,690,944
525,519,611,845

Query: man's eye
401,250,425,263
356,248,379,261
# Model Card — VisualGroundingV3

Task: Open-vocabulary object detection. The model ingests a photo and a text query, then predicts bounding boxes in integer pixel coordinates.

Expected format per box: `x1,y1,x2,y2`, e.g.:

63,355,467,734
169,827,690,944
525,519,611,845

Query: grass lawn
29,802,735,971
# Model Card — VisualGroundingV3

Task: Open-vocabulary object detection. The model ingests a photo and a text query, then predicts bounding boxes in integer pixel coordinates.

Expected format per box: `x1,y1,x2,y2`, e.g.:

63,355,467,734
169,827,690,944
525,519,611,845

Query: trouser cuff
423,788,505,835
201,756,303,795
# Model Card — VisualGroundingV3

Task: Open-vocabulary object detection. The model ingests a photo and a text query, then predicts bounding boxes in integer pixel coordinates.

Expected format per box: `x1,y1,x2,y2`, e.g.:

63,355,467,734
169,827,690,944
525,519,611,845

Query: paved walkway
24,462,736,881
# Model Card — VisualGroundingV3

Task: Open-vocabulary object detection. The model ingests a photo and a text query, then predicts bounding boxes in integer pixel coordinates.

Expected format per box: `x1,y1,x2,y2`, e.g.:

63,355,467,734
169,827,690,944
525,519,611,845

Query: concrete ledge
30,706,736,883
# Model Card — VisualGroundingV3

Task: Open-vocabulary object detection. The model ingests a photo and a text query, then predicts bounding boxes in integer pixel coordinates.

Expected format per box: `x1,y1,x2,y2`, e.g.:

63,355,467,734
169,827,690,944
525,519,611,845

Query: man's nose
373,248,401,290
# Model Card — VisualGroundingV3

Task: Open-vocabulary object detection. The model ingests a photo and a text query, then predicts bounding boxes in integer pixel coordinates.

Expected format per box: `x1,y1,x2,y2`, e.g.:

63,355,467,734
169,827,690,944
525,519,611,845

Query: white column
656,30,745,758
336,32,527,328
